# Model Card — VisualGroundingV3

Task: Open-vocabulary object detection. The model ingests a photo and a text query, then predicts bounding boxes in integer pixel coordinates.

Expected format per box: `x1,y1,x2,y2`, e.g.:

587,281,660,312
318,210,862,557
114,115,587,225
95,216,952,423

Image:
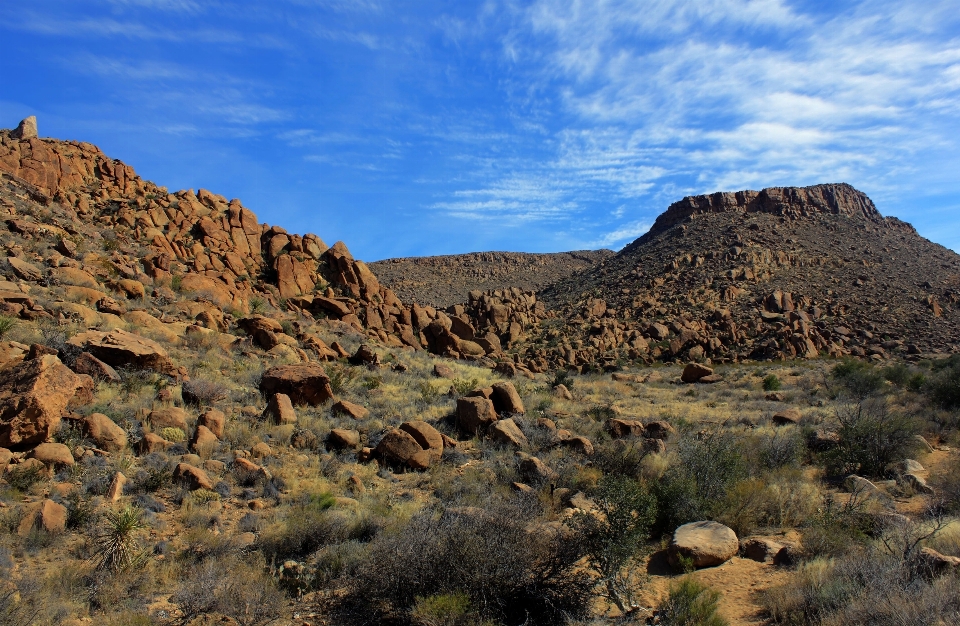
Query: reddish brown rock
28,442,75,467
66,329,178,376
772,408,802,425
264,393,297,424
399,420,444,461
457,396,498,435
197,409,226,439
328,428,361,449
18,498,67,536
669,521,739,568
681,363,714,383
491,381,525,414
148,407,188,431
174,462,214,490
72,352,121,382
259,364,334,406
138,432,172,454
606,418,646,439
489,418,528,448
0,355,87,449
374,428,425,468
80,412,128,452
332,399,369,420
189,425,219,454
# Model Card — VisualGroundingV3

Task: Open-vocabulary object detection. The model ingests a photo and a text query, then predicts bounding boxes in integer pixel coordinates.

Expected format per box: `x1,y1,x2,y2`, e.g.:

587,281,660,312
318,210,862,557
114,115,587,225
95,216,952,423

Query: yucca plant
0,316,16,340
94,505,146,574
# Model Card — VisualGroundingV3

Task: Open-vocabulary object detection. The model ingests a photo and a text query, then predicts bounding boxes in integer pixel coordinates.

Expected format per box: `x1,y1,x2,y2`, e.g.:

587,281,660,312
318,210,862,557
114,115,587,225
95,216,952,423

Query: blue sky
2,0,959,261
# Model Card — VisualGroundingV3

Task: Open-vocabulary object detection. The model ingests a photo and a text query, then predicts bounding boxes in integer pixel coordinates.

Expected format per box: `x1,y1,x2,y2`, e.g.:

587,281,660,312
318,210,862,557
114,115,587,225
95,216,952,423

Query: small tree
824,398,919,477
574,475,657,614
656,578,728,626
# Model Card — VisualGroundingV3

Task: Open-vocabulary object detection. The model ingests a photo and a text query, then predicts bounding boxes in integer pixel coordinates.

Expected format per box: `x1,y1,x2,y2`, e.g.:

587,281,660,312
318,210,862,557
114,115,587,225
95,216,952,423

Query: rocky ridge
525,183,960,372
370,249,613,309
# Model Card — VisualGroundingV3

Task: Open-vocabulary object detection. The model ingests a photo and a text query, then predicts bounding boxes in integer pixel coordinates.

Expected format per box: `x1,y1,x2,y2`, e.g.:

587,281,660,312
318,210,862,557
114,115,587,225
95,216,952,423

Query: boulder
901,472,935,495
433,363,455,379
349,344,380,366
250,442,273,459
669,521,739,568
80,412,128,452
0,355,87,449
457,396,497,435
264,393,297,424
174,463,214,490
559,435,594,455
519,455,556,484
71,352,121,382
332,399,369,420
917,547,960,575
489,418,528,448
138,432,172,454
189,425,219,454
772,408,801,425
606,418,646,439
28,442,75,467
374,428,426,468
66,329,178,376
148,407,188,431
644,420,676,440
740,537,785,564
18,499,67,536
11,116,38,140
491,381,525,414
328,428,361,449
106,471,127,502
197,409,226,439
259,364,334,406
7,257,43,281
681,363,713,383
553,384,573,400
399,421,444,462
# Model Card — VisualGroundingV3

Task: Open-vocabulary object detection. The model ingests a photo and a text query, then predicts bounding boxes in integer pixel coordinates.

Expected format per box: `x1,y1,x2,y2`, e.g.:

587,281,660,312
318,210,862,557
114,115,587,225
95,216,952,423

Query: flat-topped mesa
647,183,884,237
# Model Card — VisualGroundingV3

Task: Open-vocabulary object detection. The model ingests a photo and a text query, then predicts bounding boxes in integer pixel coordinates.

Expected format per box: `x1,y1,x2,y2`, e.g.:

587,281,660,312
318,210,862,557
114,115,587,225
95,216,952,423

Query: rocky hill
370,249,613,309
523,183,960,372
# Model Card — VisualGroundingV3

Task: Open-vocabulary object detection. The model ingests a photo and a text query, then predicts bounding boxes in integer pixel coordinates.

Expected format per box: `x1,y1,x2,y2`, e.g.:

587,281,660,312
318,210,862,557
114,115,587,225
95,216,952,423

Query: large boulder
80,412,128,452
457,396,497,435
491,381,525,414
259,364,334,406
0,355,88,449
399,421,444,462
606,418,646,439
71,352,121,382
18,499,67,536
489,418,528,448
66,329,179,376
174,463,214,491
28,442,74,467
264,393,297,424
681,363,714,383
332,399,369,420
669,521,739,568
374,428,433,470
148,407,188,431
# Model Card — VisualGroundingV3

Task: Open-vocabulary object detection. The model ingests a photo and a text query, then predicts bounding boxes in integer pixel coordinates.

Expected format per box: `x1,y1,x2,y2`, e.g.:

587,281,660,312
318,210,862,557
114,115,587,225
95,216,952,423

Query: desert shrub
410,592,491,626
593,439,652,480
326,363,359,394
551,369,575,390
257,493,349,562
754,428,806,471
927,355,960,410
249,296,266,314
656,578,727,626
5,463,45,491
171,554,284,626
800,493,873,559
573,475,657,613
450,378,479,397
0,315,16,340
64,491,97,529
159,426,186,443
653,428,746,535
832,359,885,399
764,544,960,626
340,501,592,625
821,398,919,477
181,378,229,406
763,374,782,391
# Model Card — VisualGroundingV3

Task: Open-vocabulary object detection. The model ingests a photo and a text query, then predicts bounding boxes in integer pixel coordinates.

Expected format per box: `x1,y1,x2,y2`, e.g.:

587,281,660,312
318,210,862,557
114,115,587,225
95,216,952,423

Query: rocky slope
523,183,960,372
370,249,613,309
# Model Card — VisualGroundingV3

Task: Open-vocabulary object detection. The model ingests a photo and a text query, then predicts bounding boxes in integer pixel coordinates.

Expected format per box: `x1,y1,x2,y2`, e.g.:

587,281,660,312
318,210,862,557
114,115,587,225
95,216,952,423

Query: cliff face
643,183,892,240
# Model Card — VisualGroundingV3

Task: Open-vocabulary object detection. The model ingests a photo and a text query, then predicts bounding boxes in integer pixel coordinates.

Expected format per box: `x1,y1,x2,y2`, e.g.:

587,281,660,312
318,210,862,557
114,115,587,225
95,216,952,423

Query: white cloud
589,220,652,249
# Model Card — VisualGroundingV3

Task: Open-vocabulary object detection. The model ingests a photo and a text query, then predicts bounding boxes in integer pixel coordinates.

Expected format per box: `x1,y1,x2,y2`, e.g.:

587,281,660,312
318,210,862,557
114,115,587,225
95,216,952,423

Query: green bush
6,463,45,491
0,316,16,340
94,505,146,574
653,428,746,534
832,359,885,399
927,355,960,410
821,398,919,477
763,374,782,391
656,578,728,626
573,475,657,613
341,501,591,625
